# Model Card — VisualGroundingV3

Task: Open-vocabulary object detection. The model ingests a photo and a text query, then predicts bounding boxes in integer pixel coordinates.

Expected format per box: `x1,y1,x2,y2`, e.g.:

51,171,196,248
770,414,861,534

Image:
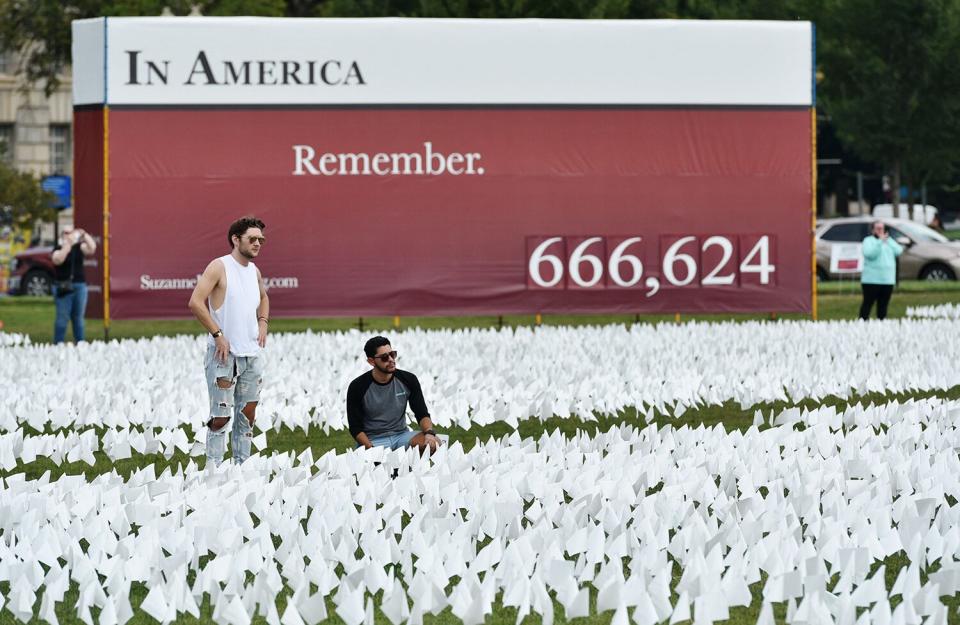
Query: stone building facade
0,50,73,242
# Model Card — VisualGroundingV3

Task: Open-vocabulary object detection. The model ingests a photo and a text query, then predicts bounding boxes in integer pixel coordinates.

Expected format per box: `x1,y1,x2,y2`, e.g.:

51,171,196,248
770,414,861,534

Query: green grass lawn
2,282,960,343
816,278,960,294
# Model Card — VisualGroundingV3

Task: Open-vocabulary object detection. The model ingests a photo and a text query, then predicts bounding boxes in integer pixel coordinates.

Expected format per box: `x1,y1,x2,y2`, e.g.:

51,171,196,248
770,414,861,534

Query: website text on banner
72,18,815,319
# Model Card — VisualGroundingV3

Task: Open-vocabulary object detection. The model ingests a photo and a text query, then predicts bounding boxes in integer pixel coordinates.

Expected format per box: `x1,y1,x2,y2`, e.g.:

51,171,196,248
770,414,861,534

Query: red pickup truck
7,245,55,295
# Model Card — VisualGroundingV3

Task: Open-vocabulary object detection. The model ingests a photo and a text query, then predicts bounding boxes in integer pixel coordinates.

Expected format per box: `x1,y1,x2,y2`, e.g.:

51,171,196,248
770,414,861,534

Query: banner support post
811,106,818,321
102,105,111,340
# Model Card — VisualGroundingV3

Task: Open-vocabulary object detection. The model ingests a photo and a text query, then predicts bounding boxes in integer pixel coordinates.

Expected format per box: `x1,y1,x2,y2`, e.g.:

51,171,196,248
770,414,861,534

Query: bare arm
80,231,97,256
51,248,69,266
188,260,231,362
188,260,224,333
417,415,441,450
256,267,270,347
355,432,373,449
51,235,74,266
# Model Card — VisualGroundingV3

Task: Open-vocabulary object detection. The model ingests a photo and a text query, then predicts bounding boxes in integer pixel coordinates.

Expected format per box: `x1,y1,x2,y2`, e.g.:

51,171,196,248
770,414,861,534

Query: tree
0,0,286,96
0,156,57,231
818,0,960,212
313,0,802,19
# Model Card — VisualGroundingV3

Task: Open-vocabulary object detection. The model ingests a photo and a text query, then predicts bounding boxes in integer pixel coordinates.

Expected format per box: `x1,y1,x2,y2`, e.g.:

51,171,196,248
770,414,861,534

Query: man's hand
424,433,441,451
257,319,268,348
214,334,230,363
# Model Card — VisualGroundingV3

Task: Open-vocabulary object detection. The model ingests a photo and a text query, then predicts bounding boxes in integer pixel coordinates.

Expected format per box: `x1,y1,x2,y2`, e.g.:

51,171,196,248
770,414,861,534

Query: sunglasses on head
371,350,398,363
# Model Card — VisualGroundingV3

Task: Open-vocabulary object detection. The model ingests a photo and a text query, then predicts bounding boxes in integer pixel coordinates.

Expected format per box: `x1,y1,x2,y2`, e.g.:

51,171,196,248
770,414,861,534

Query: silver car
816,217,960,281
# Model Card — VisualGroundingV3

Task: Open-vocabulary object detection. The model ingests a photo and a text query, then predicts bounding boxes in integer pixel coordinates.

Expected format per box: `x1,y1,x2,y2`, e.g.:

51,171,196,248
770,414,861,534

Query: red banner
76,107,812,318
73,108,105,318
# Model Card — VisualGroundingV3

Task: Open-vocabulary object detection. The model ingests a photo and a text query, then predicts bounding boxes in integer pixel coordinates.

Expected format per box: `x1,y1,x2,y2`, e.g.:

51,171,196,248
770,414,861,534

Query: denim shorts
204,345,265,423
363,429,417,450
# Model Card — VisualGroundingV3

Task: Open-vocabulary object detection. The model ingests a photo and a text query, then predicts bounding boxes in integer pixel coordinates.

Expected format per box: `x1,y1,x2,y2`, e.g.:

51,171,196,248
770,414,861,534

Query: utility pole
856,171,864,215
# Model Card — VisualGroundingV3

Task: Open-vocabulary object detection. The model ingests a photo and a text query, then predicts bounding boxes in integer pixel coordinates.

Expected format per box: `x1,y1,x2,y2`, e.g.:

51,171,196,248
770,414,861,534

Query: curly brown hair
227,216,265,249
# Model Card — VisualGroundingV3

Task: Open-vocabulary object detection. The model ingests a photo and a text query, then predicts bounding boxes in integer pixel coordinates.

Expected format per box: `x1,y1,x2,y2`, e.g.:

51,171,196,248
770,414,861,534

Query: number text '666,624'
526,235,775,296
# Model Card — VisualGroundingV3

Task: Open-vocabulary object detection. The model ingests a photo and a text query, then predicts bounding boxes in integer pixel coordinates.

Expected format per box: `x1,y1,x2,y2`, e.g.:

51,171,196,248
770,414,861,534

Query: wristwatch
211,329,223,338
425,429,436,437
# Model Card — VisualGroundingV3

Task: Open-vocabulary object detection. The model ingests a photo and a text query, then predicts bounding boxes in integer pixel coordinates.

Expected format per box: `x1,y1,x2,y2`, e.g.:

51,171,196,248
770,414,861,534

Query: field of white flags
0,332,29,348
4,318,960,436
907,304,960,320
2,318,960,624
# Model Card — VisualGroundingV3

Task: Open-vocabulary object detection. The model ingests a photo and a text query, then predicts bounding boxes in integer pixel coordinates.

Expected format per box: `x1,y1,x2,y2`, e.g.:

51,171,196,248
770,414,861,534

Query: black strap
66,243,78,282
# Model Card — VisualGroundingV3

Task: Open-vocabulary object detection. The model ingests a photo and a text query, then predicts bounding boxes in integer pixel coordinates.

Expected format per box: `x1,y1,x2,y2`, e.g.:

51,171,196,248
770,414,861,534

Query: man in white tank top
188,216,270,466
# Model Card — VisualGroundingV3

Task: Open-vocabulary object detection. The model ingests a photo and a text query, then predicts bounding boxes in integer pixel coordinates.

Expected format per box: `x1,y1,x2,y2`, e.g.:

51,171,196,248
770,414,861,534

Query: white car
816,216,960,281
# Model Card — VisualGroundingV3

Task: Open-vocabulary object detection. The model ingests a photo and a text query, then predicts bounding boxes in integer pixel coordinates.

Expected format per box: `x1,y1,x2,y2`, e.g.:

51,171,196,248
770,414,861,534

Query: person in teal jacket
859,221,902,319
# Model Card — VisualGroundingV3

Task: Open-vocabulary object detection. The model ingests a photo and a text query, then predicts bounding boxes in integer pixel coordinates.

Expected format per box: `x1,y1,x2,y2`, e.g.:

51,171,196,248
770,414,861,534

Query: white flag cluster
0,397,958,624
906,304,960,320
0,332,29,347
3,319,959,436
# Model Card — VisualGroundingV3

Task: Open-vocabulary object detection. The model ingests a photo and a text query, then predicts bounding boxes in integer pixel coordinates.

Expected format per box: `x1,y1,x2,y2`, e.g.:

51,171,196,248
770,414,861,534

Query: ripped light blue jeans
358,429,417,450
204,345,264,466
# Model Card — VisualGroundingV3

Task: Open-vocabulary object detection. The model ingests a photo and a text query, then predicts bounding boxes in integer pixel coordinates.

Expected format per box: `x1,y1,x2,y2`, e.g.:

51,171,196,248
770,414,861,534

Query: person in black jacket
347,336,441,452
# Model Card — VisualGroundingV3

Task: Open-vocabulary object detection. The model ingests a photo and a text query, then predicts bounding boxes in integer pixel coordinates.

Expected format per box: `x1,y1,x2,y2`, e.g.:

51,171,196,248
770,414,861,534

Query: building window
0,125,13,163
0,51,12,75
17,125,43,143
49,124,70,174
820,223,868,242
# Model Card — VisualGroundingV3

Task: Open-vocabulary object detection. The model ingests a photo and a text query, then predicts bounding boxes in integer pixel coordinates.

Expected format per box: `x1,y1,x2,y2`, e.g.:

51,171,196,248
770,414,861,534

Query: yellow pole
393,315,400,329
102,105,111,339
535,313,542,326
811,106,818,321
674,312,681,323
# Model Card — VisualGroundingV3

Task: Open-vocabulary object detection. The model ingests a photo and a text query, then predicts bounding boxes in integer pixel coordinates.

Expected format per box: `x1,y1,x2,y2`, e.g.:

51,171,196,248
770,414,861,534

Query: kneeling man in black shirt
347,336,441,453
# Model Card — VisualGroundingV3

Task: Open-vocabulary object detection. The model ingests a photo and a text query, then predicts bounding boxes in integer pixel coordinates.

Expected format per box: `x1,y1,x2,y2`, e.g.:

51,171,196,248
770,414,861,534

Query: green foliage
0,156,57,230
201,0,286,16
0,0,287,96
818,0,960,185
315,0,809,19
0,0,78,96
